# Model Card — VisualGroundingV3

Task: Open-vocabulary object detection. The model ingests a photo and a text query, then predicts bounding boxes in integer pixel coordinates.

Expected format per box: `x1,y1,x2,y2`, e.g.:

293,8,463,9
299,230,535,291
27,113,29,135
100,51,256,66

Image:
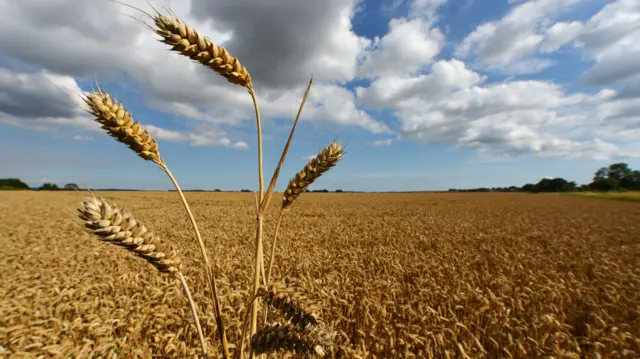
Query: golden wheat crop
1,191,638,358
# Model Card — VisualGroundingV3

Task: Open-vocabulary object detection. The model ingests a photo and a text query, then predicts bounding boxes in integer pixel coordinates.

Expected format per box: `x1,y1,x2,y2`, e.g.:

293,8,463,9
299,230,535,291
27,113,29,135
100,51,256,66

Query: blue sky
1,0,639,191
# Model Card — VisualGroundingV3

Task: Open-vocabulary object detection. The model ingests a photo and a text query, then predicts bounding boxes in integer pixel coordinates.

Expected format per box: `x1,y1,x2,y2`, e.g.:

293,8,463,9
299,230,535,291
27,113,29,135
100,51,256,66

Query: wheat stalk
82,86,229,358
77,196,207,356
143,10,266,344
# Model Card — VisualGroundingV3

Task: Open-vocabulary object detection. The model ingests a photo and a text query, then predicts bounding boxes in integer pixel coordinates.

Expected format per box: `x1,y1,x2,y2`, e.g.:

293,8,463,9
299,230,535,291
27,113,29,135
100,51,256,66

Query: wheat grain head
259,284,321,330
83,89,162,165
77,196,181,274
282,141,344,209
152,13,251,87
251,322,334,358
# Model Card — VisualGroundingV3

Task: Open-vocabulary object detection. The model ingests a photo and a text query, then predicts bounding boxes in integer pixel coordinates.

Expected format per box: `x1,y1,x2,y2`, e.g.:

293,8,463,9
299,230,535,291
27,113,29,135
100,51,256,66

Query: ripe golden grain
258,284,321,330
77,196,180,274
2,192,639,358
83,89,162,165
282,141,344,209
153,13,252,87
250,322,333,357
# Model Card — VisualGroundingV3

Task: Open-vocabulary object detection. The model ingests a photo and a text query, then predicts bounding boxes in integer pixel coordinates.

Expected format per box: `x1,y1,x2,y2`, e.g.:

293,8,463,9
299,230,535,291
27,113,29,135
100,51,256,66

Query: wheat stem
266,211,284,284
177,272,208,357
259,76,313,215
249,215,263,359
161,164,230,359
247,82,266,357
248,85,264,204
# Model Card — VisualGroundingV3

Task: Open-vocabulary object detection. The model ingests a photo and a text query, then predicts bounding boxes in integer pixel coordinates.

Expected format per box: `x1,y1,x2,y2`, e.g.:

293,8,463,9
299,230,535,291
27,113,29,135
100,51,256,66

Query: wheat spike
77,196,181,274
259,284,321,330
251,322,334,358
283,141,344,209
83,89,162,165
152,13,251,87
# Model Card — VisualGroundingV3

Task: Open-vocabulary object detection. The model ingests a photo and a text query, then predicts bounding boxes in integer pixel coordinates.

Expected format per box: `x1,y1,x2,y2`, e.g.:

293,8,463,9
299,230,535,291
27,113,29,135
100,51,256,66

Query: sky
1,0,639,192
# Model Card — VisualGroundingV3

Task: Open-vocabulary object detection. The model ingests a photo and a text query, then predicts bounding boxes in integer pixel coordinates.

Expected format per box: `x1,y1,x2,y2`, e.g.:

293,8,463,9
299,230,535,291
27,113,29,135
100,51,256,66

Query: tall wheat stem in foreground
82,89,225,357
77,197,207,356
148,12,267,349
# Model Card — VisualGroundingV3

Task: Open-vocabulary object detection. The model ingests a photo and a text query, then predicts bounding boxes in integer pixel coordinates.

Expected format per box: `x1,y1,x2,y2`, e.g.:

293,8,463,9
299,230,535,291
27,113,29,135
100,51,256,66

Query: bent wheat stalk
266,141,344,283
82,88,228,358
77,196,207,356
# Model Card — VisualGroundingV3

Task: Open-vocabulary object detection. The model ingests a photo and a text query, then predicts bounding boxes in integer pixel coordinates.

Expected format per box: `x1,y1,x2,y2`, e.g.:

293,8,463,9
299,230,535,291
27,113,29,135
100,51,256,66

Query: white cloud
0,0,383,135
394,80,639,159
358,17,444,78
1,0,639,165
40,177,61,183
540,21,583,53
373,139,393,146
455,0,581,74
576,0,640,86
146,124,248,148
72,135,94,141
357,59,483,108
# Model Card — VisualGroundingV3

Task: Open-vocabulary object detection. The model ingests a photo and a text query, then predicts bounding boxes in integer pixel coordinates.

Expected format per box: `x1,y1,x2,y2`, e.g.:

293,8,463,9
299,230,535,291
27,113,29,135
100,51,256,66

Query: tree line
2,163,639,193
448,162,640,193
0,179,81,191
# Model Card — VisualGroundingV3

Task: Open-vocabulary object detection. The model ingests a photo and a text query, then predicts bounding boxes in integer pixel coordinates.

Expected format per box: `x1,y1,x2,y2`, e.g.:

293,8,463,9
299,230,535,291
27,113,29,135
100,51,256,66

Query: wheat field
0,191,638,358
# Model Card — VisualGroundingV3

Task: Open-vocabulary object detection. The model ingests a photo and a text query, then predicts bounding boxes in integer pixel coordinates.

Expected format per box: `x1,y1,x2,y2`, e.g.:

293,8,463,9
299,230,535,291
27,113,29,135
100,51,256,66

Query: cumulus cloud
0,0,384,135
373,139,393,146
146,124,248,148
394,80,638,159
190,0,370,87
540,21,583,53
0,68,80,119
1,0,639,163
577,0,640,86
0,68,97,131
357,59,484,108
455,0,581,74
358,17,444,78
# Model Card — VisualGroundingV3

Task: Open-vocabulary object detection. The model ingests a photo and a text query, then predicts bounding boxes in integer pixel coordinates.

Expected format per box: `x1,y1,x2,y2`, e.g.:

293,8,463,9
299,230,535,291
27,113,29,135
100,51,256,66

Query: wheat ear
77,196,207,356
82,86,229,358
251,323,334,358
83,89,162,165
282,141,344,209
258,285,321,330
152,13,251,88
264,141,344,288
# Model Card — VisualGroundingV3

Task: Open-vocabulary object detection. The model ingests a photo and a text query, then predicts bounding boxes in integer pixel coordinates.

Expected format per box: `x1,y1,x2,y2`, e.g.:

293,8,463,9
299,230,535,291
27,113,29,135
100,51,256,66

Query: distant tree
39,183,60,191
64,183,80,191
240,189,252,193
589,163,640,191
0,178,30,190
214,189,222,192
335,189,343,193
590,177,620,191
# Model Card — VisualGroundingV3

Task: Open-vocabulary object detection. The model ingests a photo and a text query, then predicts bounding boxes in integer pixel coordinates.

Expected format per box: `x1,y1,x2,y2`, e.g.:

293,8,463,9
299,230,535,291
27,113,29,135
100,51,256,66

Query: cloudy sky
1,0,639,191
